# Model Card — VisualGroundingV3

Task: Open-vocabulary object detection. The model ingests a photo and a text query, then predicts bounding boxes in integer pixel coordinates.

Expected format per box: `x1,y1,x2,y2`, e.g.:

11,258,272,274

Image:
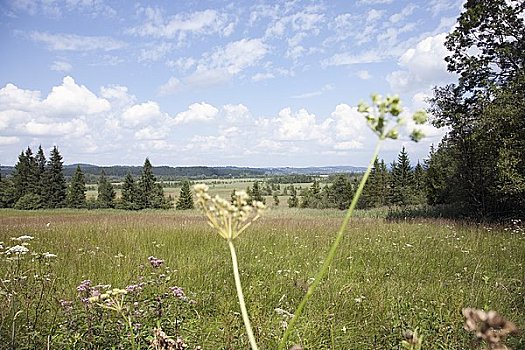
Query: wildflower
462,308,519,349
76,280,92,293
126,283,145,293
194,184,266,240
148,256,164,268
169,286,185,299
6,245,29,255
151,327,188,350
42,252,57,259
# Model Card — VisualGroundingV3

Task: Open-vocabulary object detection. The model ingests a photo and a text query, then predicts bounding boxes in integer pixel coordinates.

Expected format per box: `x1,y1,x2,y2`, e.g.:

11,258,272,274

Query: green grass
0,208,523,349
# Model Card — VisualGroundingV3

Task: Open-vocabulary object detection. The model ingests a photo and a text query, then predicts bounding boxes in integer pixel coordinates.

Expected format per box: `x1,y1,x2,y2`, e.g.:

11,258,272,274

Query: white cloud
322,50,383,66
134,126,167,140
0,136,19,145
24,119,88,137
129,8,231,40
121,101,164,126
30,32,126,51
356,70,371,80
386,33,453,93
222,104,250,123
43,76,111,115
389,4,417,24
167,57,196,71
184,38,267,88
252,72,275,82
173,102,218,125
158,77,181,95
275,107,332,142
50,60,72,72
291,84,333,99
138,42,173,62
334,140,363,150
330,104,369,141
0,83,41,111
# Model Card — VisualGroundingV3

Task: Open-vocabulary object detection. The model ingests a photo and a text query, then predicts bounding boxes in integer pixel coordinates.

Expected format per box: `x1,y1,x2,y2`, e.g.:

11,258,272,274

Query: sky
0,0,463,167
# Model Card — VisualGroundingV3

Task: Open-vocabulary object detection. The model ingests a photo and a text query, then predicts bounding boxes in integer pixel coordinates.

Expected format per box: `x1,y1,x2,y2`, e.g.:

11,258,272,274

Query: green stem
228,239,259,350
278,141,382,350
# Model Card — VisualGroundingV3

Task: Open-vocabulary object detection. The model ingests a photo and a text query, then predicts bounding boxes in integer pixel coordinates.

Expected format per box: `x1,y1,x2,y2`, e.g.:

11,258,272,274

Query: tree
430,0,525,217
272,192,280,207
287,185,299,208
42,146,67,208
35,145,46,196
12,148,38,202
120,173,139,210
390,147,415,206
138,158,156,209
67,166,87,208
97,170,116,208
251,181,265,204
328,174,354,210
176,181,194,210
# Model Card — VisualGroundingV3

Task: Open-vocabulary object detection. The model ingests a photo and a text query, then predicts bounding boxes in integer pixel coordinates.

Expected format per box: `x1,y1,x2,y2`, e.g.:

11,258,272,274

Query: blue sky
0,0,462,167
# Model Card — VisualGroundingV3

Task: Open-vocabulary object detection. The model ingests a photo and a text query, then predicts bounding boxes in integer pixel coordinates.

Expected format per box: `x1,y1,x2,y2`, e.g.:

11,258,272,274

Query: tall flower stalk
194,185,265,350
276,94,427,349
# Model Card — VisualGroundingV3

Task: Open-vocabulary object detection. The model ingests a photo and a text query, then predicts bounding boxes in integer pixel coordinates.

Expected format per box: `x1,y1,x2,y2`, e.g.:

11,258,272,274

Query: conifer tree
287,185,298,208
43,146,67,208
67,165,87,208
121,172,138,209
176,181,194,210
251,181,265,204
35,145,47,196
138,158,156,209
390,147,414,206
329,174,354,210
97,170,116,208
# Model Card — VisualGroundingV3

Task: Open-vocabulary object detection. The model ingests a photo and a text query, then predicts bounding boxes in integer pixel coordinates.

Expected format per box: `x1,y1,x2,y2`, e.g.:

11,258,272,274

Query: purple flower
76,280,92,293
169,286,185,299
59,299,73,311
148,256,164,268
125,282,145,293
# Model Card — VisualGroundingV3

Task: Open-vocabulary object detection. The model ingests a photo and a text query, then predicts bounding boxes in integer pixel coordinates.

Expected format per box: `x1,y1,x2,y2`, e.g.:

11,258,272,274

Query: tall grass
0,209,523,349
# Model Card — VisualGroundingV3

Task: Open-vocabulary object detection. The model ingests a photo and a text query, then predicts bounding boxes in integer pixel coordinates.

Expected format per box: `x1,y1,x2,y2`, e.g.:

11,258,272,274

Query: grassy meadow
0,206,524,349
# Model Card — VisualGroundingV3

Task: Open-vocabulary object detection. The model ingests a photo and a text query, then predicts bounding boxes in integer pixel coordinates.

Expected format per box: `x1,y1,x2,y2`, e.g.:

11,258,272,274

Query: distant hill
0,164,365,180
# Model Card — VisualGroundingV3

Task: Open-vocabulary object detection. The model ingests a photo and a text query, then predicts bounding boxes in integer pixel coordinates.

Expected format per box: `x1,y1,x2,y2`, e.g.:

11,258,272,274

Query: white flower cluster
194,184,266,240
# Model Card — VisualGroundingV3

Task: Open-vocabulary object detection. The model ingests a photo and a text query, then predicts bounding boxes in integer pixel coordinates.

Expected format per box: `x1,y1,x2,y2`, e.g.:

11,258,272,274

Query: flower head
194,184,266,240
6,245,29,255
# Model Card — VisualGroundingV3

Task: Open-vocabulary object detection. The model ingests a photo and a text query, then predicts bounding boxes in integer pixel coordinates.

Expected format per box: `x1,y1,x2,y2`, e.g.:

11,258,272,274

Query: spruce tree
35,145,47,196
251,181,265,204
176,181,194,210
390,147,414,206
287,185,298,208
67,165,87,208
121,172,138,209
97,170,116,208
138,158,156,209
43,146,67,208
329,174,354,210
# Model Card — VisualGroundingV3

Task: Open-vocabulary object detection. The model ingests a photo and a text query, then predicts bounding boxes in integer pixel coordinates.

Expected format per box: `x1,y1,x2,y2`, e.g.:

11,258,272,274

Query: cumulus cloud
275,107,332,142
43,76,111,115
356,70,371,80
173,102,218,125
24,119,88,136
386,33,454,93
0,136,19,145
222,104,250,123
322,50,383,66
158,77,182,95
121,101,164,127
134,126,168,140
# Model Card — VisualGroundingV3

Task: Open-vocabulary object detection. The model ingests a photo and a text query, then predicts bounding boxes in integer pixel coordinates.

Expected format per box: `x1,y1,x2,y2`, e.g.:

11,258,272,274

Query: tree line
0,146,195,210
426,0,524,219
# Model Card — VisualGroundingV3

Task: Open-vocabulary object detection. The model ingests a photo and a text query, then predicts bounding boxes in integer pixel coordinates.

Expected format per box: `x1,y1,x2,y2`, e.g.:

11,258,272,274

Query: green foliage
176,181,194,210
250,181,265,204
287,185,298,208
13,193,43,210
97,170,116,209
42,146,67,209
390,147,415,206
430,0,525,218
119,173,139,210
67,166,87,208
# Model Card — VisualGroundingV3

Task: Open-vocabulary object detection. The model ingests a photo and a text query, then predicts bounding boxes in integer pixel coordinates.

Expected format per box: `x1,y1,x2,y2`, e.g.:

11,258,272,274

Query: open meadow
1,208,523,349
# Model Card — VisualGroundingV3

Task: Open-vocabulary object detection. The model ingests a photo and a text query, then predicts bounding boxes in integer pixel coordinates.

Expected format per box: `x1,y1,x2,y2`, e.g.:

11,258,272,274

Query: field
0,207,524,349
